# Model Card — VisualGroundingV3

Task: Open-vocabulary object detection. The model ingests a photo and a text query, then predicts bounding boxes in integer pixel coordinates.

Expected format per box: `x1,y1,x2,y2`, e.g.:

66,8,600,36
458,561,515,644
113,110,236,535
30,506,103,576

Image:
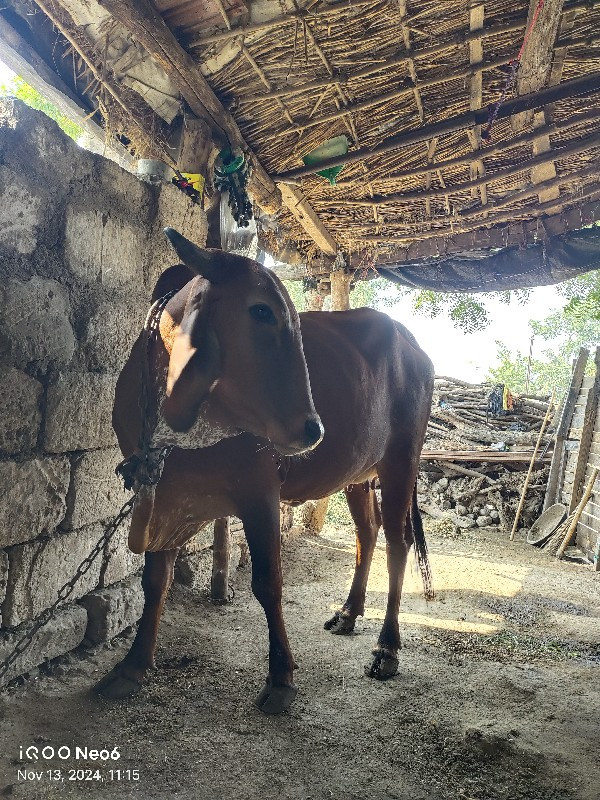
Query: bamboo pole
510,390,556,540
556,467,599,558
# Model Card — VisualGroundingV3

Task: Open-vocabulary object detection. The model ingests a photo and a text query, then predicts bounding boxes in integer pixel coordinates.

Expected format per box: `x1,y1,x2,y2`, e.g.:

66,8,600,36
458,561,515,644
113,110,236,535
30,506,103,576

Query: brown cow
97,229,434,714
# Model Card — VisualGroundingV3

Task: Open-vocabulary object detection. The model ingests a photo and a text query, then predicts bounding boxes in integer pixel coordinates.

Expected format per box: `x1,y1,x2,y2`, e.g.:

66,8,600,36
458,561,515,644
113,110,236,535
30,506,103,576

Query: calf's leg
325,483,381,634
95,548,178,699
241,500,297,715
366,445,418,680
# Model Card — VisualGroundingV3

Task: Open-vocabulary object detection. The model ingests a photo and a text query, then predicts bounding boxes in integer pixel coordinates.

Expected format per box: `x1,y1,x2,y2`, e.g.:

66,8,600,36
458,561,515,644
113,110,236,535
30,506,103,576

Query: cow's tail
411,485,434,600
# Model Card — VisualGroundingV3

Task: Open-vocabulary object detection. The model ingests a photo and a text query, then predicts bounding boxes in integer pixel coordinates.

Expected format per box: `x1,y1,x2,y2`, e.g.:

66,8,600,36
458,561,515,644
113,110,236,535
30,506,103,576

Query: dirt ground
0,522,598,800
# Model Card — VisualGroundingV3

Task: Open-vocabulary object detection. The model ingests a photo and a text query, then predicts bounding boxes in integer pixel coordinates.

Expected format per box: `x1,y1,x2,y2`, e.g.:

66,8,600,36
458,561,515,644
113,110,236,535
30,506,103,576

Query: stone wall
0,100,208,684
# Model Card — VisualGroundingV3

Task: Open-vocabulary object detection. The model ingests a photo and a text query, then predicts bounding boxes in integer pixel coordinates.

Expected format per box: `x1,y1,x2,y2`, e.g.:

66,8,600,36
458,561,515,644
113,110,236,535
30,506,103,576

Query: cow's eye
249,304,277,325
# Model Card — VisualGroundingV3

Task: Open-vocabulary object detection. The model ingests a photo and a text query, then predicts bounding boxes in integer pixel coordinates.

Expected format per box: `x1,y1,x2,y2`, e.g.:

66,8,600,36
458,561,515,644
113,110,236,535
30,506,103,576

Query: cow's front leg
241,501,297,714
95,548,178,699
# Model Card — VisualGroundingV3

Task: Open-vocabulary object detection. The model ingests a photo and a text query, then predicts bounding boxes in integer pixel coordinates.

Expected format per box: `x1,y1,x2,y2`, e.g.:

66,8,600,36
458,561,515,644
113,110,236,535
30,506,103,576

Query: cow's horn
163,228,225,284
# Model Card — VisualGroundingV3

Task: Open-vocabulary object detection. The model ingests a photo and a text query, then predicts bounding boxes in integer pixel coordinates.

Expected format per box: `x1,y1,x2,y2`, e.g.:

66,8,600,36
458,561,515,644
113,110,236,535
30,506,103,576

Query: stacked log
419,377,555,533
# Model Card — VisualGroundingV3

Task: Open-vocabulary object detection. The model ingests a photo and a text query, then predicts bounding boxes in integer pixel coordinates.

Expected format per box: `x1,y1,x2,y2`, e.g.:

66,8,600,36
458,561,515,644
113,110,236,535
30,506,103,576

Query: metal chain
0,289,177,685
0,493,138,683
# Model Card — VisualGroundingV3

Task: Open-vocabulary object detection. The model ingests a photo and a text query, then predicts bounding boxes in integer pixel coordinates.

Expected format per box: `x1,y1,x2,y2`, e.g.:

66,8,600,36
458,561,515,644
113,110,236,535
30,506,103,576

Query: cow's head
161,228,323,456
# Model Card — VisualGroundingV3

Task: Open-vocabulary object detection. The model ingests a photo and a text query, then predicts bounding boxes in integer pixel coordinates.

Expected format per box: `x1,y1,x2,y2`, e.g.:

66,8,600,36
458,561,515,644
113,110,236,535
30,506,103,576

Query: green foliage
325,491,352,526
0,77,83,141
281,279,307,312
488,295,600,395
402,288,530,333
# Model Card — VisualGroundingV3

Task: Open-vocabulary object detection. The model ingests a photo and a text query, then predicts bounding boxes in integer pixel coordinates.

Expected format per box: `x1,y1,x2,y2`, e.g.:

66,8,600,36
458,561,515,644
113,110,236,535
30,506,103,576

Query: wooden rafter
467,3,487,206
275,55,514,137
92,0,337,253
334,107,600,188
240,17,531,104
360,180,600,243
188,0,378,46
398,0,424,122
513,0,566,131
317,129,600,206
273,70,600,181
343,197,600,264
278,184,337,257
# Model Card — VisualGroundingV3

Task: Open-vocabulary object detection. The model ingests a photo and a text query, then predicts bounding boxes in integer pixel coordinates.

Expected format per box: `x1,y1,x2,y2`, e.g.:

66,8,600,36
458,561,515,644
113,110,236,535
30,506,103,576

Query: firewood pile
418,377,555,533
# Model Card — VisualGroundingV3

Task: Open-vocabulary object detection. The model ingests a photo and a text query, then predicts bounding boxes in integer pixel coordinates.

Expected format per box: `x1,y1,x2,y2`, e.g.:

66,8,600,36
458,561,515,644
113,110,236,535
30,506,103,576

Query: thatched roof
2,0,600,289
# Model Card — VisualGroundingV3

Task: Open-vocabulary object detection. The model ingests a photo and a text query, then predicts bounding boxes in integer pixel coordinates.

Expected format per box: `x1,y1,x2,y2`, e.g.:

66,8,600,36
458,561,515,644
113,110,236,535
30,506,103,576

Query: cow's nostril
304,417,324,447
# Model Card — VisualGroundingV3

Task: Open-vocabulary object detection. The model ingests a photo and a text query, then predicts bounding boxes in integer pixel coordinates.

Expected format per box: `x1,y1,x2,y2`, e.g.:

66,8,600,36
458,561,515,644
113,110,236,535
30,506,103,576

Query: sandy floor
0,523,598,800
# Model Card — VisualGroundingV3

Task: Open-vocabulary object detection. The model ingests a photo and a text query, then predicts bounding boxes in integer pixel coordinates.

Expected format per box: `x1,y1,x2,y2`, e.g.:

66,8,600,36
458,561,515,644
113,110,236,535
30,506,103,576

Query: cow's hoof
255,681,298,715
324,610,355,635
94,664,144,700
365,648,399,680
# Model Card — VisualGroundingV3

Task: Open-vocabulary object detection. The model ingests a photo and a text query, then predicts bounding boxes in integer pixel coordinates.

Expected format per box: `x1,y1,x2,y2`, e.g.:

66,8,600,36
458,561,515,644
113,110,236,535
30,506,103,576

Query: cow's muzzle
273,414,324,456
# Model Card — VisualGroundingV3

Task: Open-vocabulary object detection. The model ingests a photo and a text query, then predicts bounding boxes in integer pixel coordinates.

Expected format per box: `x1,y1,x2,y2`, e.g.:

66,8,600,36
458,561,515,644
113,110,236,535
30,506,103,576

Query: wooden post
211,517,231,602
543,348,589,511
569,346,600,512
330,270,352,311
510,389,555,540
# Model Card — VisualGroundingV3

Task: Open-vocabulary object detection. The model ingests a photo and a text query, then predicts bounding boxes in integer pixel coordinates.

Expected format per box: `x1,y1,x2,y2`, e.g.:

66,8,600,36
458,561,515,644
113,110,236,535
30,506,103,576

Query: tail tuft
411,486,434,600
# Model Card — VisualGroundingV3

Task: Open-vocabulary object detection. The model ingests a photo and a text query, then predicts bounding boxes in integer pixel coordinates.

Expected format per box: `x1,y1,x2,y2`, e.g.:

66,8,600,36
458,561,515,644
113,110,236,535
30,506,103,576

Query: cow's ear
164,228,227,284
161,309,221,432
151,263,194,302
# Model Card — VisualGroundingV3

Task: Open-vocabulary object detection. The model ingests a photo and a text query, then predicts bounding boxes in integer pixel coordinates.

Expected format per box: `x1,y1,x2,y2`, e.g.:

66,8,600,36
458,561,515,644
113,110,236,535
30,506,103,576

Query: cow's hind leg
366,445,418,681
241,500,297,715
324,483,381,635
95,548,178,699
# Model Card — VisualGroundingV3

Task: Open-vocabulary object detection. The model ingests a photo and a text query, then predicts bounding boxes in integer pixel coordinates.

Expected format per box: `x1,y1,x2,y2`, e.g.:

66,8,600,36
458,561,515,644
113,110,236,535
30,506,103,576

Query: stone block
2,527,103,626
0,457,71,548
79,578,143,645
65,207,147,288
44,372,118,452
0,277,75,370
0,550,7,626
0,605,87,687
81,295,146,372
181,521,215,554
0,368,43,454
149,183,208,287
102,526,144,587
64,207,104,283
0,165,43,255
101,216,147,289
63,448,129,530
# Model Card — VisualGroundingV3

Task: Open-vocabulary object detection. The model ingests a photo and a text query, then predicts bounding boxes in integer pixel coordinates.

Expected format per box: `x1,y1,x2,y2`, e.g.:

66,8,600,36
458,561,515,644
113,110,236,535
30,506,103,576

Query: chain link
0,290,177,685
0,493,137,683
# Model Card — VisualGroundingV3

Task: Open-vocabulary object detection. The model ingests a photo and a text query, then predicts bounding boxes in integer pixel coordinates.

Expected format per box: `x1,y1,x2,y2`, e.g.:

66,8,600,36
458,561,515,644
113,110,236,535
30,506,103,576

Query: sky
0,58,565,383
383,285,563,382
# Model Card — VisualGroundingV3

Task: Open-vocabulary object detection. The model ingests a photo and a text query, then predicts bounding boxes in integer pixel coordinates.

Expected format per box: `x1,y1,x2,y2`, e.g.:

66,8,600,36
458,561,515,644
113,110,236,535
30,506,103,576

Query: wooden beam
240,18,530,104
95,0,282,214
188,0,383,46
275,55,513,137
570,347,600,512
513,0,565,131
334,107,600,189
317,129,600,206
468,3,487,205
344,196,600,265
398,0,424,121
273,70,600,181
359,181,600,243
0,12,133,168
278,184,337,257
